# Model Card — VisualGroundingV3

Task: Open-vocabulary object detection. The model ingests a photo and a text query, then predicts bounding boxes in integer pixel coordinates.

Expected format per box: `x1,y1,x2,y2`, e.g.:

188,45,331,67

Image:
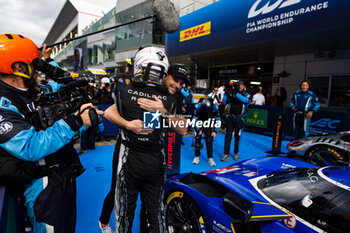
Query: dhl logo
180,21,211,42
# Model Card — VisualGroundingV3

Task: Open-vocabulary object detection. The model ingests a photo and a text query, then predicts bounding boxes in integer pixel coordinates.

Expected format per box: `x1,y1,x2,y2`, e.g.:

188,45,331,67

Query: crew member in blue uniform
180,84,194,116
221,80,251,161
0,34,99,233
290,80,320,139
192,97,221,166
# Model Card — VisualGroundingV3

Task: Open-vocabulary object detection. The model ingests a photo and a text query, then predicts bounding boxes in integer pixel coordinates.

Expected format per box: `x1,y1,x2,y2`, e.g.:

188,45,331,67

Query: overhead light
257,67,261,70
250,81,261,85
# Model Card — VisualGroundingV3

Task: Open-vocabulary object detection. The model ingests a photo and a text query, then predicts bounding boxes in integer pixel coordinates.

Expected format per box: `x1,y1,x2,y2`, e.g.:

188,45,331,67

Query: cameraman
290,80,320,139
95,77,114,105
221,80,251,161
0,34,100,233
41,44,64,92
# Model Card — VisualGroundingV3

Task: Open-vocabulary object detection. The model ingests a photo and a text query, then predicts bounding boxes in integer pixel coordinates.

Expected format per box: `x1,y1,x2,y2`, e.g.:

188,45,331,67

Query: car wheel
165,191,210,233
308,146,343,164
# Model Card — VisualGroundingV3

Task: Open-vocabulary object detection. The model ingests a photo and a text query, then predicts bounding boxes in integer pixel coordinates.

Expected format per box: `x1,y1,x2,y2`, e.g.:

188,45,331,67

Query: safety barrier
284,108,350,139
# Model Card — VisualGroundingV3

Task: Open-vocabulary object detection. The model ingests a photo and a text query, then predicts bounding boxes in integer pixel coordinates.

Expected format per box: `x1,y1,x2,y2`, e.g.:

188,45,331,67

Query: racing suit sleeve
0,108,81,162
222,93,228,106
180,88,189,99
189,90,194,103
98,121,104,133
47,80,64,92
310,93,320,112
290,92,296,108
235,92,251,104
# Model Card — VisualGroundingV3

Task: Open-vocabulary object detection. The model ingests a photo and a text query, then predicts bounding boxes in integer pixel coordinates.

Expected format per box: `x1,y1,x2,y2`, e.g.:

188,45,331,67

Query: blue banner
166,0,350,57
284,108,350,138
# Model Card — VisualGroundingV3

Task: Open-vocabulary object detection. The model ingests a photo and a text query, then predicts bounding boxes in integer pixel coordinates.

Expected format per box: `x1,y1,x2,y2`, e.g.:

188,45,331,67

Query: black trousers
99,137,162,233
33,167,77,233
293,112,310,139
80,128,97,150
114,138,166,233
194,128,213,158
224,115,244,155
99,137,120,225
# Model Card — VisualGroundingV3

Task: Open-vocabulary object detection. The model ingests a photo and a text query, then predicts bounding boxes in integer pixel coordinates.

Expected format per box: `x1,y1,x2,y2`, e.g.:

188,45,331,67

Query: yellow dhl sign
180,21,211,42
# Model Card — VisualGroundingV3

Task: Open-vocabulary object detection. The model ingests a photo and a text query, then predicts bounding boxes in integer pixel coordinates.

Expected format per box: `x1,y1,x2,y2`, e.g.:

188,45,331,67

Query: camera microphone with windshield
152,0,180,33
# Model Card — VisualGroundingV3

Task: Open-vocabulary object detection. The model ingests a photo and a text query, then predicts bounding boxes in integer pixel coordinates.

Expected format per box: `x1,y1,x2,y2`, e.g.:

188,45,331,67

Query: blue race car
164,157,350,233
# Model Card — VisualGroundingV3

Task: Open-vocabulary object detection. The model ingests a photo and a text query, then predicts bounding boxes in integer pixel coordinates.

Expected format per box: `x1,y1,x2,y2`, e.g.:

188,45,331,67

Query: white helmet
133,47,169,86
101,77,110,84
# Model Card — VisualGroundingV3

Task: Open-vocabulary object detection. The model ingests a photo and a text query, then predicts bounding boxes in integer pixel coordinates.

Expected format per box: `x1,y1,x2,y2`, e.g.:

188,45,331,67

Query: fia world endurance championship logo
246,0,329,34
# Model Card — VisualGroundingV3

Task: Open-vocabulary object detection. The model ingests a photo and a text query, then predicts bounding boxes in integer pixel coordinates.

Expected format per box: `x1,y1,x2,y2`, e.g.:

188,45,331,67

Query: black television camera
31,59,98,130
225,80,241,96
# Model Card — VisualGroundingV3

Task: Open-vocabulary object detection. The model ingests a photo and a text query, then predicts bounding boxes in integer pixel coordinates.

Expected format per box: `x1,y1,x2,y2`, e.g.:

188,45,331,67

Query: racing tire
308,146,344,164
165,191,210,233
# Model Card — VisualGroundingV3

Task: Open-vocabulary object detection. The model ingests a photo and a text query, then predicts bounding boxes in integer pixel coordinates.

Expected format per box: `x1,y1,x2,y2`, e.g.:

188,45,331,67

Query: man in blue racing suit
0,33,99,233
290,80,320,139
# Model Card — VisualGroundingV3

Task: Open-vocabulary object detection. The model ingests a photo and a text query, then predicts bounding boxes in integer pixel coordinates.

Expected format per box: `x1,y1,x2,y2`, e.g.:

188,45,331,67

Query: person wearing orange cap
0,33,100,233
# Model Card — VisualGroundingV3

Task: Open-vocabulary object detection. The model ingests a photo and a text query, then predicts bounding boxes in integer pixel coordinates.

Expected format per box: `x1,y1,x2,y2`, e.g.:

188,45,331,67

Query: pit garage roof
43,0,112,45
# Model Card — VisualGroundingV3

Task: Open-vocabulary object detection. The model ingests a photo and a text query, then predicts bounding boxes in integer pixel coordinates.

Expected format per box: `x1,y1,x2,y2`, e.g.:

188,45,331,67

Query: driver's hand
305,111,314,118
126,119,154,135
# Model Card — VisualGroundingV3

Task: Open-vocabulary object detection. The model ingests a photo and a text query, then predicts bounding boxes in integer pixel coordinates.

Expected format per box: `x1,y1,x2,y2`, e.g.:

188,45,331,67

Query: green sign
245,108,268,128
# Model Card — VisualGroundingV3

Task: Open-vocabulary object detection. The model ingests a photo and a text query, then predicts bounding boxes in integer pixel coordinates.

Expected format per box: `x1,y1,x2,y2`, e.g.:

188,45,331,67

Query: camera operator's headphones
0,34,40,79
132,47,169,87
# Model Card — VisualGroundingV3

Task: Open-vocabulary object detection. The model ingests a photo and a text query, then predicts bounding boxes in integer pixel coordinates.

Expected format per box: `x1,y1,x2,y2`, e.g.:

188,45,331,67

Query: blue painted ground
76,132,290,233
